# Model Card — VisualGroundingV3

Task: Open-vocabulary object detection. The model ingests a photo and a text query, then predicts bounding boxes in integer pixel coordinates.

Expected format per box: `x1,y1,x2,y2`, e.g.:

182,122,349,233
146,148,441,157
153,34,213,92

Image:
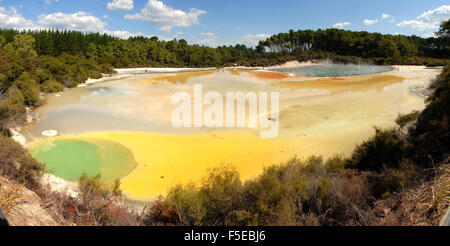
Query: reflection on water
277,75,403,95
25,68,434,200
88,86,134,97
26,70,407,138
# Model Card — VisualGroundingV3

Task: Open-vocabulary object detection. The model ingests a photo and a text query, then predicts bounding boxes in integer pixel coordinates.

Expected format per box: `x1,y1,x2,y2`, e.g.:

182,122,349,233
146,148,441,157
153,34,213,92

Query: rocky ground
0,176,58,226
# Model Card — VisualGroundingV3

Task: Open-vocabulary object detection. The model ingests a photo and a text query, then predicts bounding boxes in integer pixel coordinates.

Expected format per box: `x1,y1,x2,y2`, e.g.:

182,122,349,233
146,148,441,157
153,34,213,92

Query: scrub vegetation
0,20,449,225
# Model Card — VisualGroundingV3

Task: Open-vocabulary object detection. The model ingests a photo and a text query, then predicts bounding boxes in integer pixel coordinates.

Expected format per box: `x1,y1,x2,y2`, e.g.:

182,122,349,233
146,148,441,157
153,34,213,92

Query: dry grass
0,187,23,214
427,165,450,225
373,158,450,226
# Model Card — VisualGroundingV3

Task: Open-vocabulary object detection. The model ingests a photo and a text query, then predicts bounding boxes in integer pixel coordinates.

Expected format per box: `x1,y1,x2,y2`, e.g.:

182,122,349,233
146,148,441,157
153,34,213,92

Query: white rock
41,130,58,137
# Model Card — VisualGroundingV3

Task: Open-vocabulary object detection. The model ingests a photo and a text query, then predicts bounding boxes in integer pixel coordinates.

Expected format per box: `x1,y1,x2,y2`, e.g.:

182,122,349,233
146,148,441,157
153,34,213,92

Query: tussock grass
0,188,22,213
374,159,450,225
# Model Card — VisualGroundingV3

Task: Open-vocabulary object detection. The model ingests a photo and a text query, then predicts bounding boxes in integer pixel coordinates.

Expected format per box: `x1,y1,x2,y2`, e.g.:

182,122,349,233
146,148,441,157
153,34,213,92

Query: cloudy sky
0,0,449,47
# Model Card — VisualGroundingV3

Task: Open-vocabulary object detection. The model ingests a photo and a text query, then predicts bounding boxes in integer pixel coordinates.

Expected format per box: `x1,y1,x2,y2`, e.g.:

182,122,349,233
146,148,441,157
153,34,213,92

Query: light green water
272,64,393,77
30,138,137,183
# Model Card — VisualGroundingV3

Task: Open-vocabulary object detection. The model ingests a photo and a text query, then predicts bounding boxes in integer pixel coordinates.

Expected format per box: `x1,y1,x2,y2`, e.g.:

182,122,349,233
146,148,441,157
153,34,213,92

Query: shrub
323,169,374,225
396,111,419,128
325,155,347,173
142,197,178,226
13,72,41,107
425,59,448,67
409,65,450,166
346,127,412,171
164,183,205,226
200,165,243,226
242,162,309,225
54,173,140,226
78,174,103,201
142,156,424,226
367,160,421,198
0,87,26,130
0,136,44,189
111,179,122,197
40,79,64,93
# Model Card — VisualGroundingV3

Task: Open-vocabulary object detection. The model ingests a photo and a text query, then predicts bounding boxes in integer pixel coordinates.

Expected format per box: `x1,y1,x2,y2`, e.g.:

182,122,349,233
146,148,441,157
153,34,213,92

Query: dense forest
0,29,259,68
0,21,449,225
0,23,448,73
257,27,449,65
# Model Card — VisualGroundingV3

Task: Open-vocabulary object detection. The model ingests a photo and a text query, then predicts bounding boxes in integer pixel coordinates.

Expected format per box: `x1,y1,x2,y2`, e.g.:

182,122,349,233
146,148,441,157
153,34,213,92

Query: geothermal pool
24,65,440,201
272,64,393,77
29,138,137,183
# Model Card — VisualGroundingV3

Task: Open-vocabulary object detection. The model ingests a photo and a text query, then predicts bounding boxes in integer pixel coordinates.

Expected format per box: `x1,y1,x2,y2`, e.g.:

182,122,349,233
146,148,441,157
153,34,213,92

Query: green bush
425,59,448,67
165,183,205,225
48,173,140,226
40,79,64,93
242,162,309,225
144,154,426,226
0,136,45,189
409,65,450,165
346,127,412,171
396,111,419,128
0,86,26,130
13,72,41,107
199,165,243,225
368,163,421,199
325,155,347,173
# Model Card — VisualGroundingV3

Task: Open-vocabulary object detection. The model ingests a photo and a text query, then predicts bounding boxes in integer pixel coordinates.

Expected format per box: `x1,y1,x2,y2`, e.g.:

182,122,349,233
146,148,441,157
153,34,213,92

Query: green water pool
29,138,137,183
272,64,393,77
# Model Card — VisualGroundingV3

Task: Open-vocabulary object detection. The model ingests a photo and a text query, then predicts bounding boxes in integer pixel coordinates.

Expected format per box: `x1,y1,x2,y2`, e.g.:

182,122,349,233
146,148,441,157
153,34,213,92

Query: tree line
1,25,448,71
257,26,449,65
0,29,260,68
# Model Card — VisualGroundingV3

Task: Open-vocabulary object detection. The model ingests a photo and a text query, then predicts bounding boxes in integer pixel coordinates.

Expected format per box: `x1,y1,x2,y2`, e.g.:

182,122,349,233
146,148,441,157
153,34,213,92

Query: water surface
24,68,434,200
272,64,393,77
29,138,137,183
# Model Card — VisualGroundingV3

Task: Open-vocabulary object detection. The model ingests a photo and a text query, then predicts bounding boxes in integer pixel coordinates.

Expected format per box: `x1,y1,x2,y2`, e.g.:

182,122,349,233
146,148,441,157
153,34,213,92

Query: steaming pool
24,65,440,201
272,64,393,77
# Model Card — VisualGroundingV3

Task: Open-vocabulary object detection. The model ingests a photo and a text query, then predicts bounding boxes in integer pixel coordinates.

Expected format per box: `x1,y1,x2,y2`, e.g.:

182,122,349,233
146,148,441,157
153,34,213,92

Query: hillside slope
0,176,58,226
